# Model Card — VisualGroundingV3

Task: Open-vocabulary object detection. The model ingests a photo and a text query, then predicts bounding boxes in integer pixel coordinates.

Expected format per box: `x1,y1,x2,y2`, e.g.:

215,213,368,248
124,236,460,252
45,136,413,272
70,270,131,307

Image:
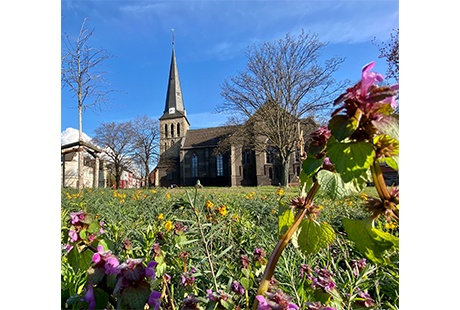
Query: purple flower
62,243,73,253
256,295,270,310
69,229,78,242
360,62,384,97
206,289,218,302
240,254,250,269
257,290,299,309
350,258,367,277
81,284,96,310
148,291,162,310
299,264,312,278
145,261,158,279
70,211,85,224
231,281,245,295
355,288,375,307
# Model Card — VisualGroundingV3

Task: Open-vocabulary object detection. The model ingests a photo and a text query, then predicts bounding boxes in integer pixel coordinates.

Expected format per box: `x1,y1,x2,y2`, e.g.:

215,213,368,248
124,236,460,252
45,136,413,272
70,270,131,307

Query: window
177,123,181,137
171,123,175,137
216,153,223,176
242,149,251,164
266,146,277,163
164,124,168,138
192,153,198,177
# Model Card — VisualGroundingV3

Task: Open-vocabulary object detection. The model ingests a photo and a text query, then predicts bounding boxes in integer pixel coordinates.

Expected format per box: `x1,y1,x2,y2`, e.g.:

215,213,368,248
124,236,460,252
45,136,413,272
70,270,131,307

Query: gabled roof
182,126,238,149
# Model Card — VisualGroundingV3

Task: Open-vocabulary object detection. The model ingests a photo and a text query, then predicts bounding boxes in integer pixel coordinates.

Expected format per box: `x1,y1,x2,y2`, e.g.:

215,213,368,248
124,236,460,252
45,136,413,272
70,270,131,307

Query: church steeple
160,29,188,121
159,30,190,156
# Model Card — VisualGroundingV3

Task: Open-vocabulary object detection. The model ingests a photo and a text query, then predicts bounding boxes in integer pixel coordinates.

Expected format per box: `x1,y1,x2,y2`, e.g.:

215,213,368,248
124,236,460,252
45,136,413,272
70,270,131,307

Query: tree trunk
144,162,150,188
281,155,291,188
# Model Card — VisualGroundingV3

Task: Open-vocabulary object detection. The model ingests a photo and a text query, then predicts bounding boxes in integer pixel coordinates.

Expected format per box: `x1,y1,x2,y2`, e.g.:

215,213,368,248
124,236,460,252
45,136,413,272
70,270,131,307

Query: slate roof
182,125,239,149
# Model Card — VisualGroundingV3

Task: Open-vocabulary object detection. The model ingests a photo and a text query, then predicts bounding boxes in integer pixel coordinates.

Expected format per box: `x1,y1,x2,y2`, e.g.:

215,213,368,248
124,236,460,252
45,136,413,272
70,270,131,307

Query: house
150,44,318,187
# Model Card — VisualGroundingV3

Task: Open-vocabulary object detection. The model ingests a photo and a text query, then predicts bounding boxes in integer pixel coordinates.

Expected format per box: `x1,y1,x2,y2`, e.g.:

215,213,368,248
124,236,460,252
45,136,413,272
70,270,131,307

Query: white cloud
61,127,92,145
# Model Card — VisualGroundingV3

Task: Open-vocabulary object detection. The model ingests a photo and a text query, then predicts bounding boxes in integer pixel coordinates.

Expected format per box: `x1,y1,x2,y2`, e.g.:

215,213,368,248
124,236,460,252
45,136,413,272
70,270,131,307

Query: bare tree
93,121,136,189
61,17,114,190
131,115,160,188
372,28,399,83
218,29,346,186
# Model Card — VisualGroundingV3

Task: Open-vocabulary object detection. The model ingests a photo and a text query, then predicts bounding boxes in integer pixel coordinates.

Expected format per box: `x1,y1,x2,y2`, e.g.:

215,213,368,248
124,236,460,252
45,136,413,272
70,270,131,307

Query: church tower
155,31,190,186
159,32,190,155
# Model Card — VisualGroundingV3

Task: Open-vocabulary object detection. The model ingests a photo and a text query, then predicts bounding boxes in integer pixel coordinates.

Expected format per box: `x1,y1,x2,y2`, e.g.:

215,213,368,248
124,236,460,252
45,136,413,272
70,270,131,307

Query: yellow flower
165,193,171,199
217,205,227,216
232,214,239,222
157,213,164,221
163,220,173,232
360,193,368,200
385,221,398,230
151,189,157,194
277,188,284,196
205,200,214,209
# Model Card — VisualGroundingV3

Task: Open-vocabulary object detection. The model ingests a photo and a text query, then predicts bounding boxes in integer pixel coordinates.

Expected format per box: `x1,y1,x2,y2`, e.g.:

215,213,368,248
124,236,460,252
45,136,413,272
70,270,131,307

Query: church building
150,43,318,188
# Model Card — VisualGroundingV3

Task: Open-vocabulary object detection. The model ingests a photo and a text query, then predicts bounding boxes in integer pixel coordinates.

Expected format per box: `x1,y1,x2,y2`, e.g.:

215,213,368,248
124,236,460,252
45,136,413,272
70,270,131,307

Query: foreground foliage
61,61,399,309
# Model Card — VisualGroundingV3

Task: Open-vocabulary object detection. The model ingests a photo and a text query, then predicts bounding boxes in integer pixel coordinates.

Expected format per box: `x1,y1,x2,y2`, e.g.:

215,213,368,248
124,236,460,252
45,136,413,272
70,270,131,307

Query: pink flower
69,230,78,242
70,211,85,224
360,62,384,97
256,295,270,310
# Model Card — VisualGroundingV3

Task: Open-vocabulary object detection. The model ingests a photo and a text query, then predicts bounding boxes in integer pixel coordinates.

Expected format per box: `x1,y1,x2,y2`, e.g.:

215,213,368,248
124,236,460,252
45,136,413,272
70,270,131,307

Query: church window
177,123,181,136
171,123,175,137
242,149,251,164
192,153,198,177
216,153,223,176
165,124,168,138
266,146,277,164
268,167,273,179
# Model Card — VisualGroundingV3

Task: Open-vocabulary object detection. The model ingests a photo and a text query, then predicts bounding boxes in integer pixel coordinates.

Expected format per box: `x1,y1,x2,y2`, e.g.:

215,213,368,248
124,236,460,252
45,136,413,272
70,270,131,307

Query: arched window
192,153,198,177
164,124,168,138
216,153,223,176
177,123,181,137
171,123,175,137
266,146,277,163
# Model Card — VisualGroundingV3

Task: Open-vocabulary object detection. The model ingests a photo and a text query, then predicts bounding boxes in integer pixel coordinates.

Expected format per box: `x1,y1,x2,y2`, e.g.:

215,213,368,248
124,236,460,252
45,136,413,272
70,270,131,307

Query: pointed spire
161,30,186,119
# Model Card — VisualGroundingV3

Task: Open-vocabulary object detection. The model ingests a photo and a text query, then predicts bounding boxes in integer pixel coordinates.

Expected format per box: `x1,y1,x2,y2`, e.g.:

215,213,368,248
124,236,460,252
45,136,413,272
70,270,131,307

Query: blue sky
61,0,399,138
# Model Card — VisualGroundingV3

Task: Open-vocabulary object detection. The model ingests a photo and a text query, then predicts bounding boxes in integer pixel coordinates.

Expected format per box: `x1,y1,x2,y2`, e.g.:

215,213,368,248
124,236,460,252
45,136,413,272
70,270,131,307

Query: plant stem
187,190,219,292
370,160,390,201
252,181,320,309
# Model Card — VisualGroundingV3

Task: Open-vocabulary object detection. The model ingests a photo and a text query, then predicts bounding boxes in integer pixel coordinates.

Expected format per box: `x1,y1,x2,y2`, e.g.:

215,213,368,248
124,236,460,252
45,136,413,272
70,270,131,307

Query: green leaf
88,221,100,234
343,218,399,264
372,114,399,140
316,170,368,199
328,110,362,141
380,156,399,171
296,219,335,255
302,156,324,177
278,203,295,237
240,277,253,290
93,287,110,310
327,141,375,183
121,281,151,310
